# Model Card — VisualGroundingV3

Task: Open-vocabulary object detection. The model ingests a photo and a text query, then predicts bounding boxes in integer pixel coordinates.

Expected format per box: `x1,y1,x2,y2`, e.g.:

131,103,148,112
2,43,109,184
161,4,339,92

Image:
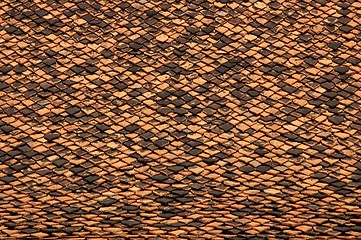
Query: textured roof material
1,0,361,239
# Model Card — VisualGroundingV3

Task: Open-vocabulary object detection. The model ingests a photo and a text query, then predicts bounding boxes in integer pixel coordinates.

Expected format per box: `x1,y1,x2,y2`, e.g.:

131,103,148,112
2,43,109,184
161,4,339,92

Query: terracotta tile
0,0,360,238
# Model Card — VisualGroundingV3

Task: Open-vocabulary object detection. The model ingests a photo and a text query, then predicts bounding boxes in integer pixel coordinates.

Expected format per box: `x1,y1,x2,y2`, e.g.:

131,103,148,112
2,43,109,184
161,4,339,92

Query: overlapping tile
1,0,361,239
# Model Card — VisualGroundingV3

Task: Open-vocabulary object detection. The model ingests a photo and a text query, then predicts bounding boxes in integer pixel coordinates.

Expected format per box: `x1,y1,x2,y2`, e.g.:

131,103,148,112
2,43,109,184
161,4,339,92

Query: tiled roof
1,0,361,238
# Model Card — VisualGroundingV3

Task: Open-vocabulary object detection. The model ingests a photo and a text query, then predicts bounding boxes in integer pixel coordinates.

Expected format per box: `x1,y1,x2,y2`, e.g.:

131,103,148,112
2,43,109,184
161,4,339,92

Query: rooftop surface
0,0,361,238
